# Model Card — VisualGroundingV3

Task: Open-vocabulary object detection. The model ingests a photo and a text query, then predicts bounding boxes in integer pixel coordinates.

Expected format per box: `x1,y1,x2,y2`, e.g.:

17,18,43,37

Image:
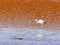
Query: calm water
0,28,60,45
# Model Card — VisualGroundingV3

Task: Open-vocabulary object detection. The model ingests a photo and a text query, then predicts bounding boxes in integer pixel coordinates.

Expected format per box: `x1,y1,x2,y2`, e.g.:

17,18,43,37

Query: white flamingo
35,19,46,27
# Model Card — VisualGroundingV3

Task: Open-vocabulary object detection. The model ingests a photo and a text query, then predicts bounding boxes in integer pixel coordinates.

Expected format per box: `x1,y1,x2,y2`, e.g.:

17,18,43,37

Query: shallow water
0,28,60,45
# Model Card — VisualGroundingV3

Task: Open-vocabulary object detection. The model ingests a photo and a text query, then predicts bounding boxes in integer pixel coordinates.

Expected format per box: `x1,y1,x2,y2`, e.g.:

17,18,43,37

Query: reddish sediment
0,0,60,30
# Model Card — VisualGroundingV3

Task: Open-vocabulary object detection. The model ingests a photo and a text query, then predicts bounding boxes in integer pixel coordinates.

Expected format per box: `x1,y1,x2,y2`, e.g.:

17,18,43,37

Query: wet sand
0,28,60,45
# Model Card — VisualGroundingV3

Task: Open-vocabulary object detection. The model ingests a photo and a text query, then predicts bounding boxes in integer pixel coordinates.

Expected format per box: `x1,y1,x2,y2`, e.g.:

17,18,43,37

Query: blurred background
0,0,60,30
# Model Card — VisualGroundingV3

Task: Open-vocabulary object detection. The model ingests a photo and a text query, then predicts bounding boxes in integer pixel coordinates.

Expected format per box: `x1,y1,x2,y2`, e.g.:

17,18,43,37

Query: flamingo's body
35,19,45,24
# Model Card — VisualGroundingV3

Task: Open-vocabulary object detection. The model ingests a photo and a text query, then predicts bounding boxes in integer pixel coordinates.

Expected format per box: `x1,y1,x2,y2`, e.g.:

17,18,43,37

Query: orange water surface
0,0,60,29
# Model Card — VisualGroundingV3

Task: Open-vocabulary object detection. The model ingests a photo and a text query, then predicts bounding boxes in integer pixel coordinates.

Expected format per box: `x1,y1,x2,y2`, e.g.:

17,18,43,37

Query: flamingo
35,19,46,27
